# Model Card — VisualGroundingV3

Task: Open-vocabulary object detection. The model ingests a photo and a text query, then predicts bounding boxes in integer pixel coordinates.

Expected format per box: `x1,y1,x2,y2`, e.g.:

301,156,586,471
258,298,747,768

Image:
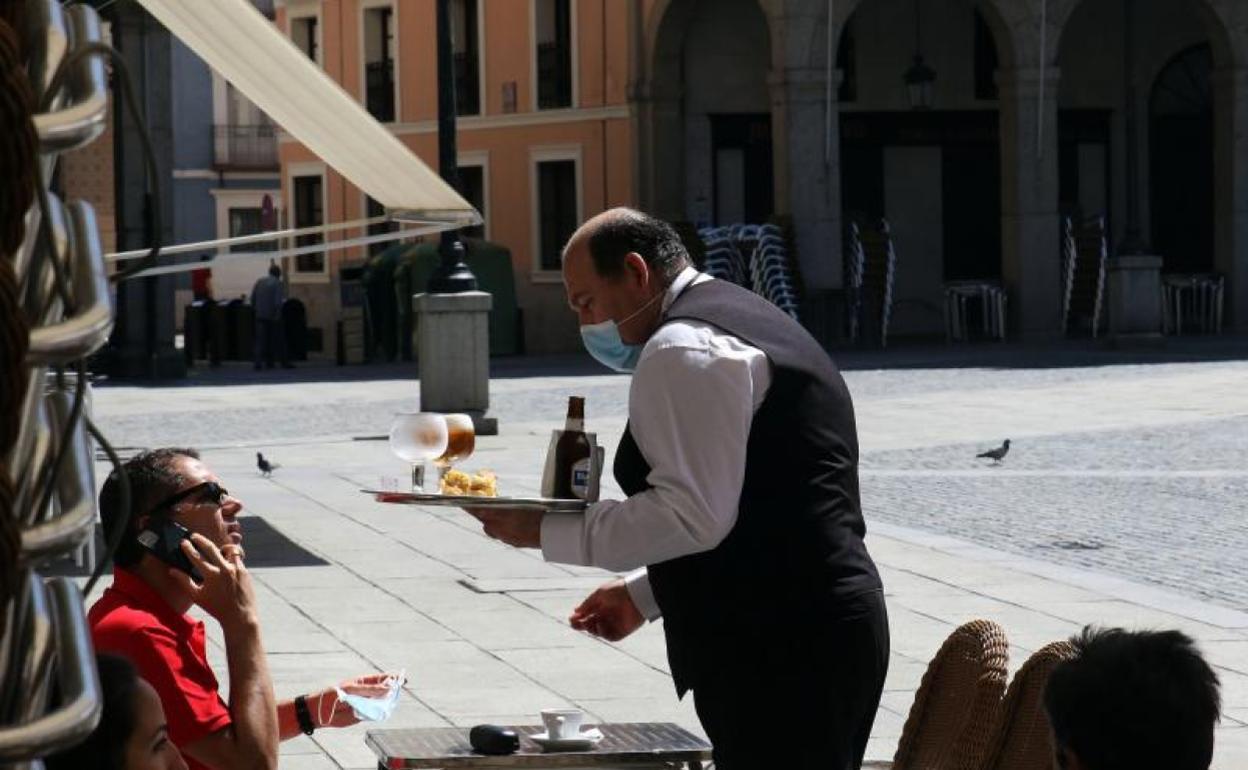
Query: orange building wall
277,0,638,355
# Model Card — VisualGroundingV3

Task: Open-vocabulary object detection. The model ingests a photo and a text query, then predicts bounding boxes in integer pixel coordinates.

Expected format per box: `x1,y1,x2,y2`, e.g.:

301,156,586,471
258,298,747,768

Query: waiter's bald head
563,208,690,285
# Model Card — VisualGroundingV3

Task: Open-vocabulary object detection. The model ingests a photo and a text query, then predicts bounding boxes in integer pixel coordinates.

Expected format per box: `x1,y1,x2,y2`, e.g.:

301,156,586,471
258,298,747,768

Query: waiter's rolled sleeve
624,568,662,621
541,508,601,566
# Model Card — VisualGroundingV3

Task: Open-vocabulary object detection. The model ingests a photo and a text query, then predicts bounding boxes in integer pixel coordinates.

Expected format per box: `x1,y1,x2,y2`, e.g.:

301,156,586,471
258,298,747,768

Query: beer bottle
552,396,592,499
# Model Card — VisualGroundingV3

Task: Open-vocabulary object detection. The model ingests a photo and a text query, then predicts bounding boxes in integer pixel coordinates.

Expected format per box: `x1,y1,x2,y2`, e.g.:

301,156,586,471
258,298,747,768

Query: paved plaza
83,344,1248,768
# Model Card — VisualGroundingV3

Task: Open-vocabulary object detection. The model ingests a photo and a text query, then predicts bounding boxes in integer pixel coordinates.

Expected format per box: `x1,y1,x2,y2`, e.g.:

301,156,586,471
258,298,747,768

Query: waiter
468,208,888,769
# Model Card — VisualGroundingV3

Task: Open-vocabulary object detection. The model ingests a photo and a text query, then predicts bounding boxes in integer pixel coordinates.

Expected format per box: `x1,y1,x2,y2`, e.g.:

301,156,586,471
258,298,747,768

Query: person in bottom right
1044,626,1221,770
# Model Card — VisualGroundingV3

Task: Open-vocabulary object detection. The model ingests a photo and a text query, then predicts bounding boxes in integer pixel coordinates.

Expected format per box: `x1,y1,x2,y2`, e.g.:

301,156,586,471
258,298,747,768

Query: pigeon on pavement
257,452,280,477
976,439,1011,465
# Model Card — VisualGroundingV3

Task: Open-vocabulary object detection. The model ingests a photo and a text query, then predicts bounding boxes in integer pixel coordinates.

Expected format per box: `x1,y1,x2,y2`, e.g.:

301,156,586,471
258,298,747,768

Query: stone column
769,64,842,292
997,67,1062,339
1212,67,1248,331
413,292,497,435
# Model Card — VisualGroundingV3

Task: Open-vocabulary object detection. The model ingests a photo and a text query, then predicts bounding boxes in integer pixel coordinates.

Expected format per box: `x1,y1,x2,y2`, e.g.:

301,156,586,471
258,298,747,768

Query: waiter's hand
464,508,543,548
570,578,644,642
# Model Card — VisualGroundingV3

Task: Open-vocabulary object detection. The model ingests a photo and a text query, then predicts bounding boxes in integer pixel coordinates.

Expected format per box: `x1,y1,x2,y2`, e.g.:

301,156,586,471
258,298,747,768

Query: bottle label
570,457,591,499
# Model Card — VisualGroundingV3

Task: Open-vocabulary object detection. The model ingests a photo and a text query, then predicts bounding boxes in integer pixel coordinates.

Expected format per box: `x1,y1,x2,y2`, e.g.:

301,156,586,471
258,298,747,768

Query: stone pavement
83,347,1248,768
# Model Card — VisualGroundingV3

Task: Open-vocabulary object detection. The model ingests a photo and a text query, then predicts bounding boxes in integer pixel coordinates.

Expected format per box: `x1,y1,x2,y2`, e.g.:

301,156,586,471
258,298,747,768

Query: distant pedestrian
250,263,291,370
190,257,213,302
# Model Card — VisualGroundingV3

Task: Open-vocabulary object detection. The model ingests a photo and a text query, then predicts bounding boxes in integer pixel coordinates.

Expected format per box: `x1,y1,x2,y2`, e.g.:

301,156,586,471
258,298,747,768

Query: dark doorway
840,111,1001,281
1150,44,1214,274
710,113,774,225
1058,110,1112,228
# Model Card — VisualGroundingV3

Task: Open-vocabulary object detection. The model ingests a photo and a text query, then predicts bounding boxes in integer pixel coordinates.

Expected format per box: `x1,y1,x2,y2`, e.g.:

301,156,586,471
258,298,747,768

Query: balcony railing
213,124,278,169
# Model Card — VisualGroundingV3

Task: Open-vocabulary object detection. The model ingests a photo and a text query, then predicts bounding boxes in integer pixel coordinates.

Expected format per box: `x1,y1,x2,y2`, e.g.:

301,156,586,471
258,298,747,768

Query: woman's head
46,654,187,770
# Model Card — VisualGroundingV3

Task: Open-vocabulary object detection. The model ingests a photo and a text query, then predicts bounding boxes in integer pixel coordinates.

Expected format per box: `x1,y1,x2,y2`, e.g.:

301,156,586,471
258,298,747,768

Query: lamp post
427,0,477,293
903,0,936,110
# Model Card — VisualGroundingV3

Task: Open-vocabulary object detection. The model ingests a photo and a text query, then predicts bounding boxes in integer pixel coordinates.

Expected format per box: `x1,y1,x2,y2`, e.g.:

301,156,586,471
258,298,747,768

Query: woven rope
981,640,1079,770
893,619,1011,770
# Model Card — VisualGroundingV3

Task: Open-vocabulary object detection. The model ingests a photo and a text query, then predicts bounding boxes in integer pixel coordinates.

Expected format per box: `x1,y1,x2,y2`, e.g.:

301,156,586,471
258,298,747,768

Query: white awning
117,0,480,277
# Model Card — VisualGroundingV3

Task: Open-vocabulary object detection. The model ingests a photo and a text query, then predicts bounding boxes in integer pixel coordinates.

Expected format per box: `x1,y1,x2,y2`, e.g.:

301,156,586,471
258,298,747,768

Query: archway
1150,44,1214,274
836,0,1013,337
645,0,772,227
1057,0,1229,271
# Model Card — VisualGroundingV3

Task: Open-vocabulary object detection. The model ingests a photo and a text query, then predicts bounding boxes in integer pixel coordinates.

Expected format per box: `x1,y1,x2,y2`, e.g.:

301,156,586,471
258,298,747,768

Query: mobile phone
137,519,203,582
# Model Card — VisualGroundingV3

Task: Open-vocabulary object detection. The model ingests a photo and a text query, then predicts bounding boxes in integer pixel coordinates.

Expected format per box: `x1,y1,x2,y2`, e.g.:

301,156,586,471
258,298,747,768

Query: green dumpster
391,238,522,358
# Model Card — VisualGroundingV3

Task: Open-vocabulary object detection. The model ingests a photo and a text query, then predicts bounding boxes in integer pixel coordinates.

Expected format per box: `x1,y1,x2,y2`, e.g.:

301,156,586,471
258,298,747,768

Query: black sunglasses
148,481,230,515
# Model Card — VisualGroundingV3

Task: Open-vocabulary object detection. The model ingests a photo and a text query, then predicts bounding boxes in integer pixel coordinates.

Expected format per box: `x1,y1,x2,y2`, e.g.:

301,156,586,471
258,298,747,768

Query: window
291,14,318,63
535,0,572,109
535,158,577,271
227,208,276,253
365,196,395,257
215,82,276,168
293,174,324,273
456,165,485,239
364,5,396,122
452,0,481,116
973,10,999,101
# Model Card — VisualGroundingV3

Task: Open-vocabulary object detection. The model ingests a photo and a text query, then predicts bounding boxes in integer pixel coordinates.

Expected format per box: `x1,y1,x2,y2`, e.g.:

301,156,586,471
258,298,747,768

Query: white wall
884,146,946,335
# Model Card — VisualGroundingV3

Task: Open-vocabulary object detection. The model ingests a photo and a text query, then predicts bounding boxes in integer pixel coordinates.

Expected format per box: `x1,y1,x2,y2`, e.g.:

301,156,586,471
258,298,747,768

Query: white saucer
529,727,603,752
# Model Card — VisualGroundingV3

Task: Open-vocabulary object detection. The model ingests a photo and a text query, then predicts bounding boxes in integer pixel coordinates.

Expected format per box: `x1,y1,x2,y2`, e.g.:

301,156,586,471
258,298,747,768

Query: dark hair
268,263,280,278
99,448,200,568
1043,626,1221,770
45,654,143,770
582,208,691,284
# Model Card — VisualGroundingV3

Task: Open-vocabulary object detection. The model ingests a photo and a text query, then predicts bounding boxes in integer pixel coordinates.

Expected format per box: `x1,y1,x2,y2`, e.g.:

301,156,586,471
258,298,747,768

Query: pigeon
256,452,280,477
976,439,1011,465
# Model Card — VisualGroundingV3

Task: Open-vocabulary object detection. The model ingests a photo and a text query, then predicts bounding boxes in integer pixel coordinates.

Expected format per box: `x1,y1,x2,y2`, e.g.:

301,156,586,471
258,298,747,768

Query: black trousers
691,590,889,770
254,319,288,368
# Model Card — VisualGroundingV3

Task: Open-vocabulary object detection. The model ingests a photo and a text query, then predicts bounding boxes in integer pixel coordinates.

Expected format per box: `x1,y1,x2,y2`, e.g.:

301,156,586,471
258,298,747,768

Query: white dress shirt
541,267,772,620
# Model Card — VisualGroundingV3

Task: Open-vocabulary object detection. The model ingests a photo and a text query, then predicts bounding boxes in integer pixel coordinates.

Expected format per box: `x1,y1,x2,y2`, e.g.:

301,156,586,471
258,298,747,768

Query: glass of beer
434,413,476,482
389,412,448,491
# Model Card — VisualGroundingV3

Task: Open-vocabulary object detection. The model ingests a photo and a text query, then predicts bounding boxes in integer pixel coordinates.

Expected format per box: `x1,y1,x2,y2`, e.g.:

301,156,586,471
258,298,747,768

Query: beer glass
389,412,448,491
434,413,476,481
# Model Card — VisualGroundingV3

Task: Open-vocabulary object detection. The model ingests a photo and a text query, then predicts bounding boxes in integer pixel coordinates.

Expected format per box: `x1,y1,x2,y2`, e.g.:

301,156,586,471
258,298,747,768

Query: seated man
93,448,398,770
1043,626,1221,770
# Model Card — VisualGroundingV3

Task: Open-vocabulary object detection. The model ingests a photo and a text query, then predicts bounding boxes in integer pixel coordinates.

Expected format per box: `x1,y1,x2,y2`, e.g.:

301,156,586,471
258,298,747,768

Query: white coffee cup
540,708,584,740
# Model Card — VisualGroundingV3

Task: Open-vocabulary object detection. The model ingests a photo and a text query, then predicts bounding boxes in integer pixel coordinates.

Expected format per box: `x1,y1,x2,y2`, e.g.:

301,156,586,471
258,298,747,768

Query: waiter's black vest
615,279,881,694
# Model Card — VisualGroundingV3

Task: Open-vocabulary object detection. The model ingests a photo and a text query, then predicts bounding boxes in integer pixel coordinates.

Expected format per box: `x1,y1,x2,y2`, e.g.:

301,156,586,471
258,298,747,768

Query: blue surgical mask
335,670,404,722
580,291,664,373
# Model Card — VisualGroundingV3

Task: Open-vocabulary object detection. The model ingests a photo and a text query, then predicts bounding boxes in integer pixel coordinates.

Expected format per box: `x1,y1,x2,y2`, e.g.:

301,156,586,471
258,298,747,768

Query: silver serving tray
362,490,587,513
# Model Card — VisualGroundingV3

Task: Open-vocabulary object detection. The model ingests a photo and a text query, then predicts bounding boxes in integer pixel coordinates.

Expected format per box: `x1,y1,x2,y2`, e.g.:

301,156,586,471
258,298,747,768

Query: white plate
529,728,604,752
362,490,587,513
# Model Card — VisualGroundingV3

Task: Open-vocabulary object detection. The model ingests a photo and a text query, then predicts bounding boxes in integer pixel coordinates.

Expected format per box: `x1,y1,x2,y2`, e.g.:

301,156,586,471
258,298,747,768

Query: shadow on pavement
91,336,1248,389
42,516,328,577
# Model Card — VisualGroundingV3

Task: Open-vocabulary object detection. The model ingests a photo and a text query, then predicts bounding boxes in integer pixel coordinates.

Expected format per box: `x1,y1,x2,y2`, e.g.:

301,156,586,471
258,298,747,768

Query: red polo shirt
89,568,232,770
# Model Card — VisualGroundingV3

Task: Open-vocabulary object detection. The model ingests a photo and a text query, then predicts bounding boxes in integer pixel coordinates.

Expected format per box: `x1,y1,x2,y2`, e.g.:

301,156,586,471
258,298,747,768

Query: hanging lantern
904,54,936,110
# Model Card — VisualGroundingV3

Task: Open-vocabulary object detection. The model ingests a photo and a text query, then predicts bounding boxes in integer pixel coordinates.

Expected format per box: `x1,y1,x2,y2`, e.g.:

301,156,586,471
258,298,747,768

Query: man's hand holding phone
167,533,261,634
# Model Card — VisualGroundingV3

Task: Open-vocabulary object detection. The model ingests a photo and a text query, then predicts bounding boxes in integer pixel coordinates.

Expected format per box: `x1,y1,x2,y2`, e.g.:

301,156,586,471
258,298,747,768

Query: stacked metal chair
697,223,800,319
844,221,866,345
1060,215,1108,338
748,223,799,319
1163,272,1225,336
699,225,749,287
2,0,121,765
857,219,898,348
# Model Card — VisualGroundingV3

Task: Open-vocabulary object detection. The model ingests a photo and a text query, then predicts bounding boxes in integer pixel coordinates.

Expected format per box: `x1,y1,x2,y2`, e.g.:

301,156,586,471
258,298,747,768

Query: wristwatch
294,694,315,735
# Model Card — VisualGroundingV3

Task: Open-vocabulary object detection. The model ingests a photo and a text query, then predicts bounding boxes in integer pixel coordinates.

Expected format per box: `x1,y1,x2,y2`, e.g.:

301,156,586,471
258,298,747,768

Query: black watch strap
294,694,315,735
